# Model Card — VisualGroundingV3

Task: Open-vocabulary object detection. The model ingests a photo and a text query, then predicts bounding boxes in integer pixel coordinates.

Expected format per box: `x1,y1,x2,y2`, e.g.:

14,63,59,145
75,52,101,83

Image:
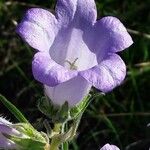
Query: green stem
50,139,59,150
50,114,82,150
61,123,69,150
68,114,82,140
50,123,62,150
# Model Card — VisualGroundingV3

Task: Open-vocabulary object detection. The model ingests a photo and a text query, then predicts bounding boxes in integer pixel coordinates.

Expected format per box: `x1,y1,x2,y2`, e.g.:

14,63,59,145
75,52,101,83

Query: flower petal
79,54,126,92
32,52,78,87
100,144,120,150
0,124,20,136
0,117,20,136
44,76,91,107
50,27,97,71
56,0,97,27
56,0,77,26
75,0,97,26
17,8,58,52
96,17,133,51
83,17,133,63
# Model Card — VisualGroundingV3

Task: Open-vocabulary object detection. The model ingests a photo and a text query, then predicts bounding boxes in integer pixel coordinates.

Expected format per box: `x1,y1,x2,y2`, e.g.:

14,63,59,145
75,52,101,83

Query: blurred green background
0,0,150,150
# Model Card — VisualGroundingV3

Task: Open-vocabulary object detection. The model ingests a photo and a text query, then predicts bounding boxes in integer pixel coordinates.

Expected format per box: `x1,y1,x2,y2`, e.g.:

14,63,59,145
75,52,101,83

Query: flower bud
100,144,120,150
0,117,48,150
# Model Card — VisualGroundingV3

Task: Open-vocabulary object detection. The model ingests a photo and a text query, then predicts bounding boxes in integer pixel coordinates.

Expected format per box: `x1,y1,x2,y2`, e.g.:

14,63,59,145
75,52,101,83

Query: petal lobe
32,52,78,87
80,54,126,92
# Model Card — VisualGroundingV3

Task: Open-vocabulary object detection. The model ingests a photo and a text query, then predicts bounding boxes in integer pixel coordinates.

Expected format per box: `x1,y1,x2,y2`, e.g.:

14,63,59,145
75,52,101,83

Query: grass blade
0,94,29,123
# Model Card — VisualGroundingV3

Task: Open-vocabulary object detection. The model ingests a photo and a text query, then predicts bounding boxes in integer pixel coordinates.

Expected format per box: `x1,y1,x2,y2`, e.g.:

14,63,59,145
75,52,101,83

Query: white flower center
49,28,98,71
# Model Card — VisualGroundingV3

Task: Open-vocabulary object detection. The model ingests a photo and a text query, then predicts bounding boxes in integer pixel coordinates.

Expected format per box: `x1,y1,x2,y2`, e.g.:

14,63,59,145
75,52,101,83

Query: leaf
0,94,29,123
102,115,121,146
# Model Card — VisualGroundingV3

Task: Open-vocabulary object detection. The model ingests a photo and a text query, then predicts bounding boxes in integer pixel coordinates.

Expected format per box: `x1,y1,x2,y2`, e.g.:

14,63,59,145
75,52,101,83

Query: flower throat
65,58,78,70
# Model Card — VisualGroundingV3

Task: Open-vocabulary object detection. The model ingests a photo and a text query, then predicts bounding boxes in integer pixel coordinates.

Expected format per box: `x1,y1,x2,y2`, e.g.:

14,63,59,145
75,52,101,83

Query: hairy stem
50,123,62,150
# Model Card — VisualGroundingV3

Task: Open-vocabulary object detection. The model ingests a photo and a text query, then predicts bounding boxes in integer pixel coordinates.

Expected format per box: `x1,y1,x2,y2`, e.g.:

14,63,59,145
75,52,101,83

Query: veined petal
100,144,120,150
32,52,78,87
56,0,97,27
56,0,77,26
84,17,133,63
44,76,91,107
95,17,133,52
79,54,126,92
17,8,58,52
75,0,97,26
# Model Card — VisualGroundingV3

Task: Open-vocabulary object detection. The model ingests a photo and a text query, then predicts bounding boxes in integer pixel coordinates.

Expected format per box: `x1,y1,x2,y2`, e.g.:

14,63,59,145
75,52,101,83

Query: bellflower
17,0,133,106
0,117,21,149
100,144,120,150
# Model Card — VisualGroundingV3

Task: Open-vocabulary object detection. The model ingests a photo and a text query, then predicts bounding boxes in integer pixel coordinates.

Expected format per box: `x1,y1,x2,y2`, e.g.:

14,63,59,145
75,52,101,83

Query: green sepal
70,95,91,119
38,97,70,123
38,96,57,119
13,123,47,143
8,136,46,150
38,95,91,124
70,92,104,119
53,102,70,123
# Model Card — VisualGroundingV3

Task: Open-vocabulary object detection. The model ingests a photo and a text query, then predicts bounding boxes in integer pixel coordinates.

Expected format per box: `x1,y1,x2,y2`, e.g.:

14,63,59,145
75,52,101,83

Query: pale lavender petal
74,0,97,26
32,52,78,87
95,17,133,52
0,125,20,137
56,0,97,27
0,118,20,136
56,0,77,26
44,76,91,107
79,54,126,92
100,144,120,150
0,124,16,135
110,145,120,150
17,8,58,52
83,17,133,63
0,117,20,149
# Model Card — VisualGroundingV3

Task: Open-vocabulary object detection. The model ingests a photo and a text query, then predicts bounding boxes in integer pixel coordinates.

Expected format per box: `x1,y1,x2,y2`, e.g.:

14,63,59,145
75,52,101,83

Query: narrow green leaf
62,122,69,150
0,94,29,123
102,115,121,147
